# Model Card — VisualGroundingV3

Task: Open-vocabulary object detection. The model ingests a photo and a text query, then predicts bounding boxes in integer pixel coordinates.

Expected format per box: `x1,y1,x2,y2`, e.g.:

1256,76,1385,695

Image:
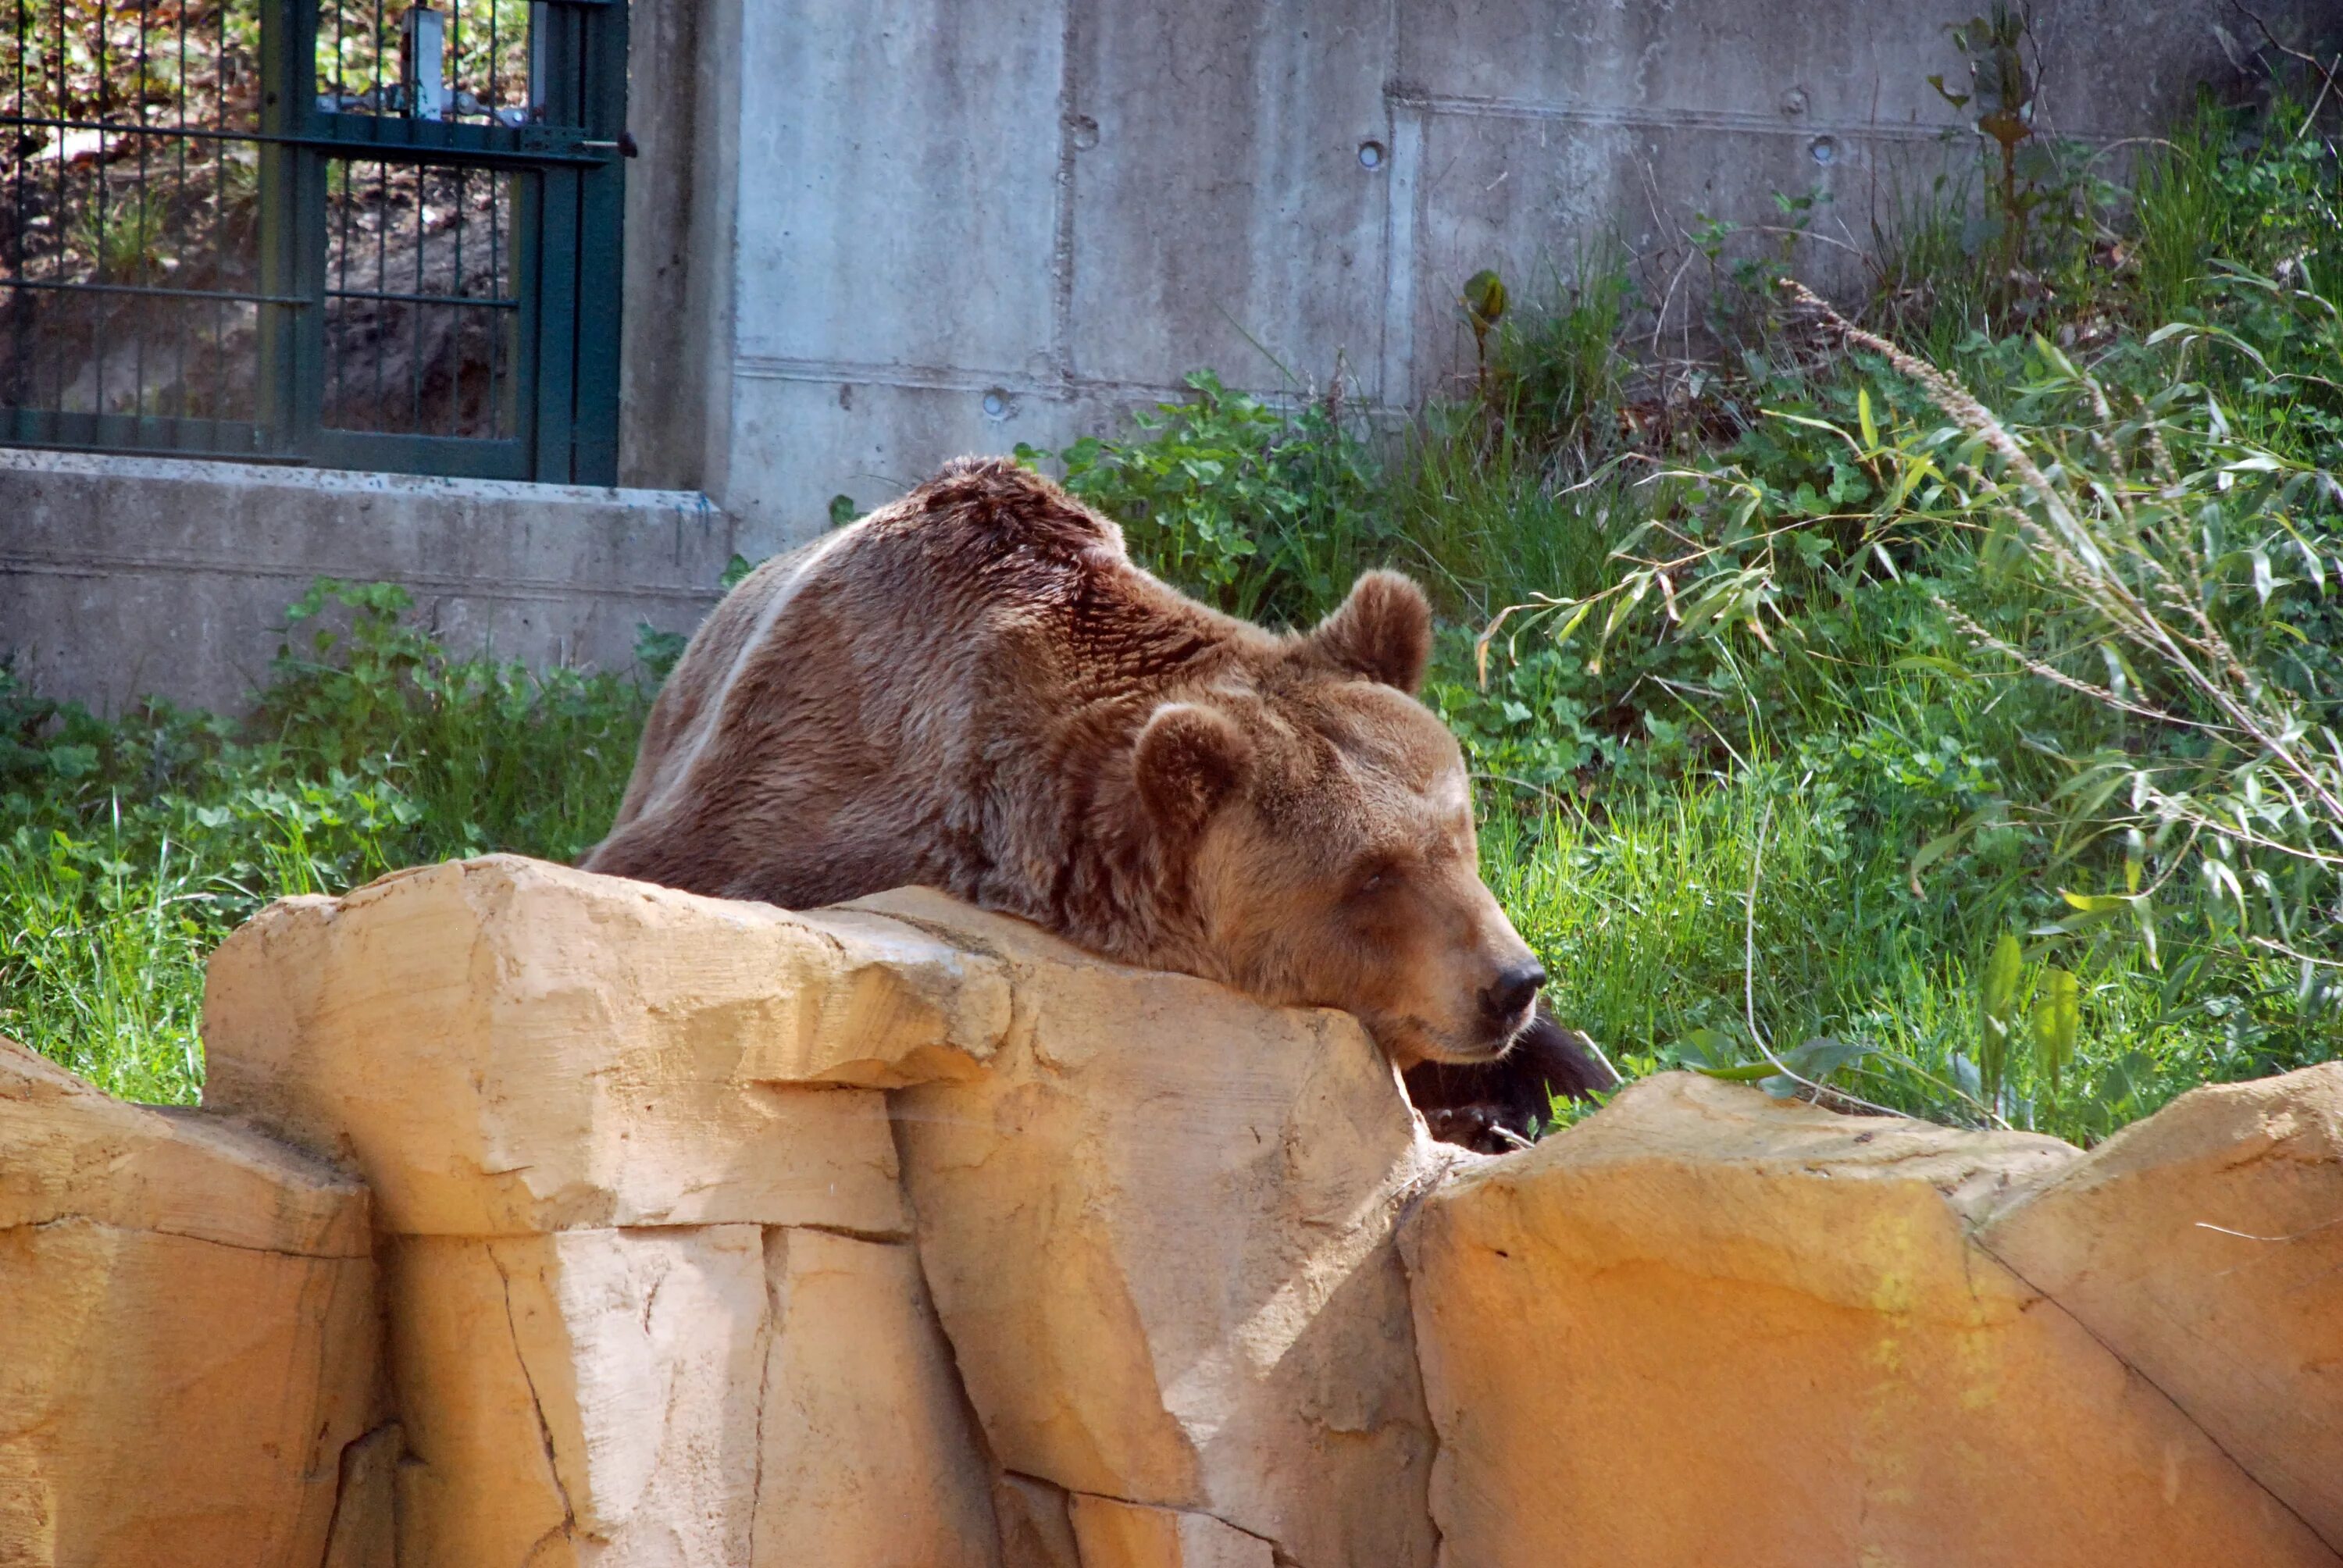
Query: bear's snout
1481,960,1547,1035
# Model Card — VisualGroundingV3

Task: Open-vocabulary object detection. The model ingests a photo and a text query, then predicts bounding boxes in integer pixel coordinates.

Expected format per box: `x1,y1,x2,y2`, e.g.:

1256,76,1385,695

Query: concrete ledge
0,448,736,715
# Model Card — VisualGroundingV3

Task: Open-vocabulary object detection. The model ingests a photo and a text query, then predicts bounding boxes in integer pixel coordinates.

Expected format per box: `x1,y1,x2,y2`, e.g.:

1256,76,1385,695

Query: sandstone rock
1400,1072,2339,1568
1067,1496,1275,1568
203,855,1012,1235
753,1228,1000,1568
1979,1061,2343,1552
383,1224,1000,1568
0,1037,380,1568
321,1424,404,1568
385,1226,768,1567
872,887,1449,1568
993,1474,1082,1568
1,1032,366,1254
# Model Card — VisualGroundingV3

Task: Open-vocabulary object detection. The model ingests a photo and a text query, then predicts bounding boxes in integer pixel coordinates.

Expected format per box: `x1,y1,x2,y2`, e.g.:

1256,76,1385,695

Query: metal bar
491,160,506,435
0,114,612,166
526,166,576,479
370,159,385,426
259,0,322,452
333,147,351,421
4,404,270,457
448,166,465,435
409,155,423,427
90,0,111,416
10,0,30,408
171,0,192,418
0,277,308,305
0,116,263,139
134,0,152,415
212,0,232,417
302,424,531,479
568,0,626,482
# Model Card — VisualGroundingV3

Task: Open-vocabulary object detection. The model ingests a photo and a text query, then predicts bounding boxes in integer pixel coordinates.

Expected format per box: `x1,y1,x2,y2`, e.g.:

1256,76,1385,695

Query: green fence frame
1,0,626,485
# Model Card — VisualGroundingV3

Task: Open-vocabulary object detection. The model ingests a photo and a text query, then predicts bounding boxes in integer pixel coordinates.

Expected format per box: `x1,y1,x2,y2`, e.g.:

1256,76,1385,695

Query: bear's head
1132,570,1546,1067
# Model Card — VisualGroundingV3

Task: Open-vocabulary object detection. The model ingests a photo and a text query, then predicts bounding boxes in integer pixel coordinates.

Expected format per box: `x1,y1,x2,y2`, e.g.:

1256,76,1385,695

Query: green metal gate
0,0,626,484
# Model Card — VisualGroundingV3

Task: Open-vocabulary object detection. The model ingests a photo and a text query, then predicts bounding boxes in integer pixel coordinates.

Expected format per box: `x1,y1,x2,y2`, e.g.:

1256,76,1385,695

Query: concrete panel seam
1050,0,1081,386
1379,106,1425,414
1,553,722,607
731,353,1317,412
1387,87,2135,148
732,354,1074,398
0,447,711,510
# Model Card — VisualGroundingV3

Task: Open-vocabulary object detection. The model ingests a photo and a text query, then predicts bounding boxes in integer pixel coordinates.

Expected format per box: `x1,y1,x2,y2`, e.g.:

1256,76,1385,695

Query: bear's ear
1133,704,1254,836
1302,570,1432,693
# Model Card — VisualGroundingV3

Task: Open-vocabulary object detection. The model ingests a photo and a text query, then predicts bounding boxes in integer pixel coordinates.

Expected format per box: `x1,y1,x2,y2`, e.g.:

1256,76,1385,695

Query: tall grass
1482,764,2286,1146
0,581,651,1100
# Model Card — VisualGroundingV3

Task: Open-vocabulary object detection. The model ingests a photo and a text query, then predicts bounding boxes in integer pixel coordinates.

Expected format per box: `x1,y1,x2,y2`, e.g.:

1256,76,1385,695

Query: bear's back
587,459,1266,903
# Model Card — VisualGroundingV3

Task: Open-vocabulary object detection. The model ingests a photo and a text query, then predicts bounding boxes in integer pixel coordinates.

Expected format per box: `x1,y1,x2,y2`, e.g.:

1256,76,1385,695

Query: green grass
4,77,2337,1146
1479,767,2283,1145
0,579,648,1100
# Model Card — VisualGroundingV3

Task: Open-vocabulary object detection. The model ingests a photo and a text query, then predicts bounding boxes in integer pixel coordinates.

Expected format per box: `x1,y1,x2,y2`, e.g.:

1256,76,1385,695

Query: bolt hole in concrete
1810,135,1838,165
1358,139,1385,170
982,390,1011,420
1068,114,1100,151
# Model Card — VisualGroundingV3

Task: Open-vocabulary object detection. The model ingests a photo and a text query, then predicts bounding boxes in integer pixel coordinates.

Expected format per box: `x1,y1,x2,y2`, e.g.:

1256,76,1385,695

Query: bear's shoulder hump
905,455,1123,562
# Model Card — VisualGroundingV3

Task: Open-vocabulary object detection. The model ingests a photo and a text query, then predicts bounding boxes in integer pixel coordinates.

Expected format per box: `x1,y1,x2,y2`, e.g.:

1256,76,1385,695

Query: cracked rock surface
1400,1071,2341,1568
203,855,1011,1235
1978,1061,2343,1555
201,857,1007,1568
868,887,1453,1568
0,1035,380,1568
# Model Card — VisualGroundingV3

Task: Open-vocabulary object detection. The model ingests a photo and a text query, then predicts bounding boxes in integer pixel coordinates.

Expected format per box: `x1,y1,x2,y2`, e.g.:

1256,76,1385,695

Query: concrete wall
4,0,2315,711
636,0,2316,556
0,450,733,715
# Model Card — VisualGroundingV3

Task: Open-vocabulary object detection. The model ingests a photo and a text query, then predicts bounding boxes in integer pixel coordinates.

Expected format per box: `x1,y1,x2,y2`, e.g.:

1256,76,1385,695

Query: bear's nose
1485,960,1546,1021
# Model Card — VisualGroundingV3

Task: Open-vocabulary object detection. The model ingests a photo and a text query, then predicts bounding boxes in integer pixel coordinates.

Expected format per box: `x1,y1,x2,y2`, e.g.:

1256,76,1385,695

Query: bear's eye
1354,861,1403,896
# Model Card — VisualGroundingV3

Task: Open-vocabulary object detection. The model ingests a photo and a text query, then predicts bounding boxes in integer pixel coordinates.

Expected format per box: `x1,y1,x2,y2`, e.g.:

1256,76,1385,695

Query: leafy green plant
1,582,656,1099
1018,371,1385,625
1931,4,2040,273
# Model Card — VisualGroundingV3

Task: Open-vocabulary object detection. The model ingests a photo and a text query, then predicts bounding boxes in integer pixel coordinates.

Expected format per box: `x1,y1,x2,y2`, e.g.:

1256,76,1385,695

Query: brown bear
584,456,1554,1072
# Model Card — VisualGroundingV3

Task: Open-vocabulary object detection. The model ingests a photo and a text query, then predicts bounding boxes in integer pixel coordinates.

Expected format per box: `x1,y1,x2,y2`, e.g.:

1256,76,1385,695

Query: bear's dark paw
1405,1007,1620,1153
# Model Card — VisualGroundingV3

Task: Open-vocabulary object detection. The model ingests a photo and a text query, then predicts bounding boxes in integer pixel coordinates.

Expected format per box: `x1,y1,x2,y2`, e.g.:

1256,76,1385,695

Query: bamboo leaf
2059,889,2135,916
2033,967,2079,1091
1698,1062,1782,1082
1546,598,1596,650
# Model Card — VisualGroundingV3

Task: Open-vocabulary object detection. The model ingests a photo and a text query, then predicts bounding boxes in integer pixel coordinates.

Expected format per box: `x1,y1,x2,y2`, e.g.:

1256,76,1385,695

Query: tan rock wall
19,853,2336,1568
1402,1072,2343,1568
201,857,1011,1568
0,1037,381,1568
203,857,1006,1235
1977,1062,2343,1554
868,888,1452,1568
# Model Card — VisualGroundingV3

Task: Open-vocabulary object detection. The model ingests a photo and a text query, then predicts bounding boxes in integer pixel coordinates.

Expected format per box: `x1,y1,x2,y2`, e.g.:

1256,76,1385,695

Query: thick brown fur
585,458,1546,1070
